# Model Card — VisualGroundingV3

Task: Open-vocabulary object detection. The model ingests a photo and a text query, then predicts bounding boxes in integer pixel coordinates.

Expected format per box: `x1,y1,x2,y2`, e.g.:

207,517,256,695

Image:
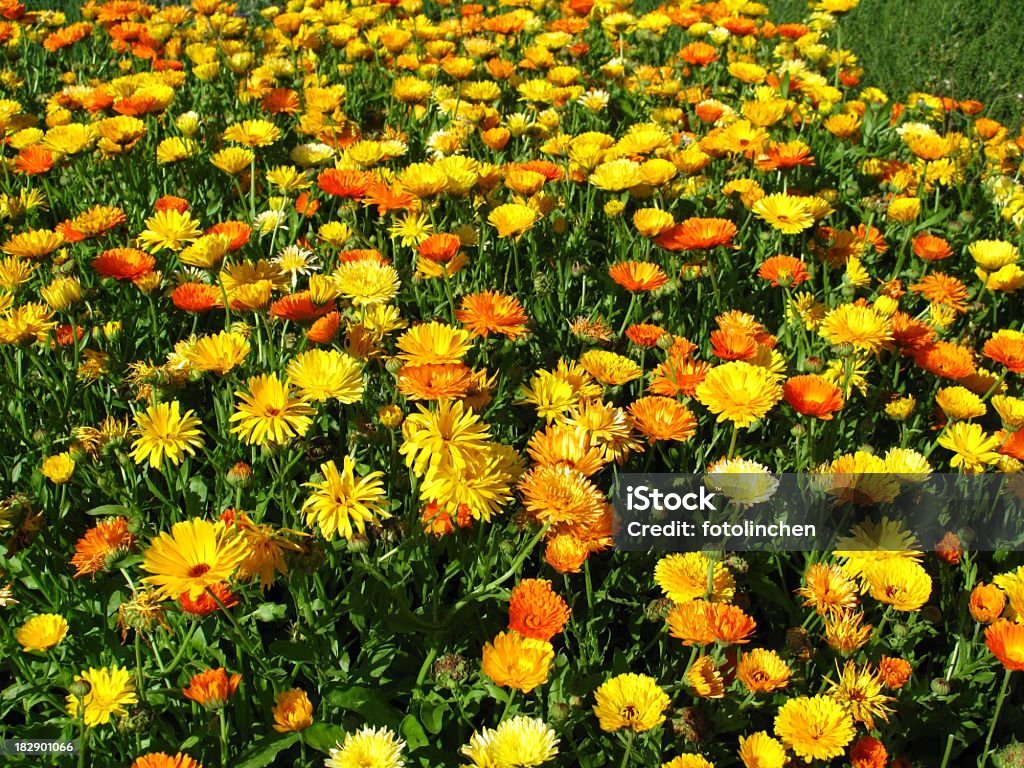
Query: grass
771,0,1024,125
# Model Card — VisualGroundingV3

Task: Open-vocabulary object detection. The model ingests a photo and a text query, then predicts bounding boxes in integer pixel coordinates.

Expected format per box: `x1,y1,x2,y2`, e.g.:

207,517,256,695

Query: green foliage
771,0,1024,125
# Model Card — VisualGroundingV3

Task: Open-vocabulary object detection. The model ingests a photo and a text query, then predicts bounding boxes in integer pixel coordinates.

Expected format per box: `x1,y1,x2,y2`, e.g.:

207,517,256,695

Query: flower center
188,563,211,578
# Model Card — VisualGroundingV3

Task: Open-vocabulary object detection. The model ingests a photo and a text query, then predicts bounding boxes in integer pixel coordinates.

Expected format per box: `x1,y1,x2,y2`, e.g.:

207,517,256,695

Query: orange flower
178,582,239,616
679,41,719,66
207,221,251,251
783,375,844,420
130,753,202,768
608,261,669,292
317,168,372,199
92,248,155,280
914,341,975,380
272,688,314,732
969,583,1006,624
307,311,341,345
890,312,935,354
704,602,756,644
984,331,1024,373
455,290,529,339
261,87,301,115
182,668,241,709
397,362,475,400
421,502,473,536
628,396,697,443
544,533,589,573
710,329,757,361
850,736,888,768
757,255,810,287
985,620,1024,671
654,218,737,252
172,283,221,313
935,531,963,565
648,357,710,398
418,233,461,263
269,292,335,323
877,656,912,689
71,518,136,578
508,579,571,641
912,233,953,262
909,273,968,313
15,145,54,175
626,323,666,347
480,630,554,693
155,195,189,214
666,600,714,646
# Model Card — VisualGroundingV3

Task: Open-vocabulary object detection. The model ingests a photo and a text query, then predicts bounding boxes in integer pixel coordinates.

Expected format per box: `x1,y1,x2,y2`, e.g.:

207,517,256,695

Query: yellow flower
302,457,389,542
655,552,735,603
223,119,281,147
325,726,405,768
865,559,932,612
141,518,248,600
229,374,314,446
488,203,539,238
397,321,471,366
2,228,65,259
40,276,81,310
751,194,814,234
826,661,892,728
16,613,69,651
818,303,892,352
578,349,642,386
935,386,986,421
592,673,670,733
137,209,202,253
738,732,787,768
936,421,1002,473
662,755,714,768
588,159,643,191
130,401,204,469
773,695,854,763
40,452,75,484
66,666,138,727
687,655,725,699
272,688,314,732
462,716,559,768
211,146,256,175
184,331,251,375
333,260,401,305
481,631,554,693
286,349,364,403
695,361,783,429
969,239,1019,272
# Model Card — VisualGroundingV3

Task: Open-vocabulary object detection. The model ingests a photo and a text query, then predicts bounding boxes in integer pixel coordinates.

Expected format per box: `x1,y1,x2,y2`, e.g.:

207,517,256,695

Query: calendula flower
819,304,892,352
183,331,250,375
826,662,892,729
655,552,735,603
71,517,136,578
325,726,405,768
40,452,75,483
687,655,725,698
969,582,1007,623
137,209,201,252
229,374,314,446
608,261,669,292
182,668,241,710
592,673,670,733
937,421,1002,472
508,579,571,641
140,518,248,600
752,194,815,234
865,559,932,611
488,203,539,238
302,457,389,542
66,666,138,727
737,649,791,693
273,688,314,732
286,349,364,403
774,695,854,763
130,401,204,469
15,613,69,652
797,563,858,617
455,290,529,339
695,361,783,428
738,731,787,768
481,631,555,693
985,620,1024,671
461,716,559,768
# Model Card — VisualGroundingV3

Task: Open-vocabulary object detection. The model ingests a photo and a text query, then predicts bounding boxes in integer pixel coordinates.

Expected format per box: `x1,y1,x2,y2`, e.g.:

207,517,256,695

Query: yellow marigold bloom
796,563,858,617
695,361,783,428
818,303,892,352
518,370,578,422
137,209,201,253
223,119,281,147
937,421,1002,473
130,401,204,469
633,208,675,237
663,755,713,768
156,136,200,164
286,349,364,404
738,732,787,768
461,716,559,768
230,374,313,446
969,239,1019,272
0,256,37,290
211,146,256,175
40,452,75,484
578,349,642,386
16,613,69,651
481,631,554,693
66,666,138,727
589,158,643,191
935,386,986,421
141,518,248,601
303,456,389,542
865,559,932,612
687,655,725,699
993,395,1024,430
2,228,64,259
751,193,814,234
0,303,57,345
272,688,314,732
179,234,232,269
886,197,921,224
592,673,670,733
400,399,490,478
333,260,401,305
41,276,81,310
884,394,916,421
773,695,854,763
397,321,470,366
325,726,405,768
737,649,791,694
824,610,872,654
488,203,539,238
184,331,250,375
655,552,735,603
826,661,892,729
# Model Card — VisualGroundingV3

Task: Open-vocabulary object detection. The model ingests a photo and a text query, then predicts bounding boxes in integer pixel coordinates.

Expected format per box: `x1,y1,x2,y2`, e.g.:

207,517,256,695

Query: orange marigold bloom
508,578,571,641
909,273,968,313
648,357,710,398
269,292,336,323
758,255,810,287
178,582,239,616
710,329,758,361
912,233,953,262
155,195,189,214
852,224,888,254
877,656,912,689
418,233,461,263
71,517,136,578
130,753,202,768
455,290,529,339
544,533,589,573
421,501,473,536
679,41,719,66
986,620,1024,671
654,218,737,252
261,87,301,115
207,221,251,251
172,283,221,313
666,600,714,646
850,736,888,768
935,531,963,565
608,261,669,292
890,312,935,354
984,331,1024,374
317,168,372,199
182,668,241,710
914,341,975,380
92,248,155,280
307,311,341,345
480,631,554,693
15,145,54,175
628,396,697,444
626,323,666,347
755,140,815,171
705,602,756,644
397,362,475,400
969,583,1006,624
783,375,844,420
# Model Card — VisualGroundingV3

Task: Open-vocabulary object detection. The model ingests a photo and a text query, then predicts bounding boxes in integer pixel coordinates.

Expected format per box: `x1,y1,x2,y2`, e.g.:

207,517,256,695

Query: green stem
979,668,1012,768
619,730,635,768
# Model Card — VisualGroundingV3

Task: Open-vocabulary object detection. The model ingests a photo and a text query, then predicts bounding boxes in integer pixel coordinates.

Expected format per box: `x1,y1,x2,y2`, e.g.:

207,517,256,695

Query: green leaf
302,723,348,754
324,685,402,726
269,640,317,663
418,700,447,735
84,504,132,517
400,714,429,750
245,603,288,623
234,732,300,768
